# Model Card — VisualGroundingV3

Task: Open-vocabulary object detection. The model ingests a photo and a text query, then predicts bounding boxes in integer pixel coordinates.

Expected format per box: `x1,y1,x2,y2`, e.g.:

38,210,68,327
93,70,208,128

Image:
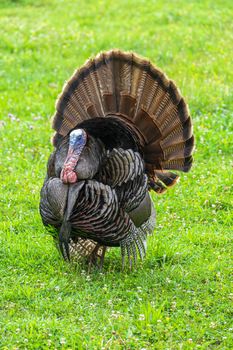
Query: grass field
0,0,233,349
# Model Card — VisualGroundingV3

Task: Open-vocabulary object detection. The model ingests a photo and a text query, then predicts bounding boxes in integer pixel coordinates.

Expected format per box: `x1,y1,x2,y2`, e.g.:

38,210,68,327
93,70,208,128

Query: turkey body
39,50,194,268
40,117,155,266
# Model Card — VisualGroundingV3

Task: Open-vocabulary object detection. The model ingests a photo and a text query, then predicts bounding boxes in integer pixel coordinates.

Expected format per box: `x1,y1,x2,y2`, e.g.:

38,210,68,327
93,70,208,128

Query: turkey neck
61,129,87,184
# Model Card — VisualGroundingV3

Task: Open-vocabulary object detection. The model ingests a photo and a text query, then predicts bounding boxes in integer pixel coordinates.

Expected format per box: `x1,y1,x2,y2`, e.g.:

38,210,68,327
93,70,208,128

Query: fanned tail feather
52,50,194,193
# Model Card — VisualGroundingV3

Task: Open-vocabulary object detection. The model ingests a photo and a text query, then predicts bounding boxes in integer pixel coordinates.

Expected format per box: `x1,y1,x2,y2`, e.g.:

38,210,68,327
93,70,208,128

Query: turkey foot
87,245,106,272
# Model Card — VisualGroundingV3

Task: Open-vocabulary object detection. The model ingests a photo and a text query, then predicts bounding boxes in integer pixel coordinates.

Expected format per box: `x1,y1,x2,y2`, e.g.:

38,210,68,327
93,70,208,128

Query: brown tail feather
154,170,179,187
148,170,180,194
52,50,194,191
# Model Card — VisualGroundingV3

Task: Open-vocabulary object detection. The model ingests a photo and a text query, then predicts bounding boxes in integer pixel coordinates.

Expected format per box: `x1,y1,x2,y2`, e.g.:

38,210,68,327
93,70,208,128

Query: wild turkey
40,50,194,268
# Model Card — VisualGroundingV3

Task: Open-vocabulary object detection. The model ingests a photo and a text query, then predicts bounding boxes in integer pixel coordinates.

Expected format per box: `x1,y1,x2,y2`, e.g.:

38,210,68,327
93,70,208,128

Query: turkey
40,50,194,269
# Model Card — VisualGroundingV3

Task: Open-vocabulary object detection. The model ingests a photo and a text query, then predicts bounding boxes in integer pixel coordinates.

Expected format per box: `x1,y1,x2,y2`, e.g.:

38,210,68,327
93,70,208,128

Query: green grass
0,0,233,349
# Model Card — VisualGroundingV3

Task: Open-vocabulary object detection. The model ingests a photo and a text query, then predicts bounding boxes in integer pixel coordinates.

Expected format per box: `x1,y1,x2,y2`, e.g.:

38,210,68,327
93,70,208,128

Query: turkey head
52,129,106,183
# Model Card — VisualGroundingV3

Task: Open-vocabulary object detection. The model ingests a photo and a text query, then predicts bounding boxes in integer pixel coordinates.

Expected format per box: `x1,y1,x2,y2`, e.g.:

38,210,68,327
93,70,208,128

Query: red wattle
60,142,83,184
61,168,78,184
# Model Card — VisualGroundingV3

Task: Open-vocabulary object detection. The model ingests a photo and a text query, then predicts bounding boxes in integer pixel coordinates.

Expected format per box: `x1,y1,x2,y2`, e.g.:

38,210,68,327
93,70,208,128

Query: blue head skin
69,129,87,149
60,129,87,183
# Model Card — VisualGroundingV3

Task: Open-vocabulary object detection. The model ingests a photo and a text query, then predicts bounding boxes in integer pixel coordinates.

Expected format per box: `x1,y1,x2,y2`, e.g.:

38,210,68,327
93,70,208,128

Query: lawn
0,0,232,349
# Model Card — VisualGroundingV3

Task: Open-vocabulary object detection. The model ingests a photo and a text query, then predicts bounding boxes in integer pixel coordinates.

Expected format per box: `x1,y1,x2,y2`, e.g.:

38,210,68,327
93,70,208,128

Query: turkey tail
52,50,194,192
